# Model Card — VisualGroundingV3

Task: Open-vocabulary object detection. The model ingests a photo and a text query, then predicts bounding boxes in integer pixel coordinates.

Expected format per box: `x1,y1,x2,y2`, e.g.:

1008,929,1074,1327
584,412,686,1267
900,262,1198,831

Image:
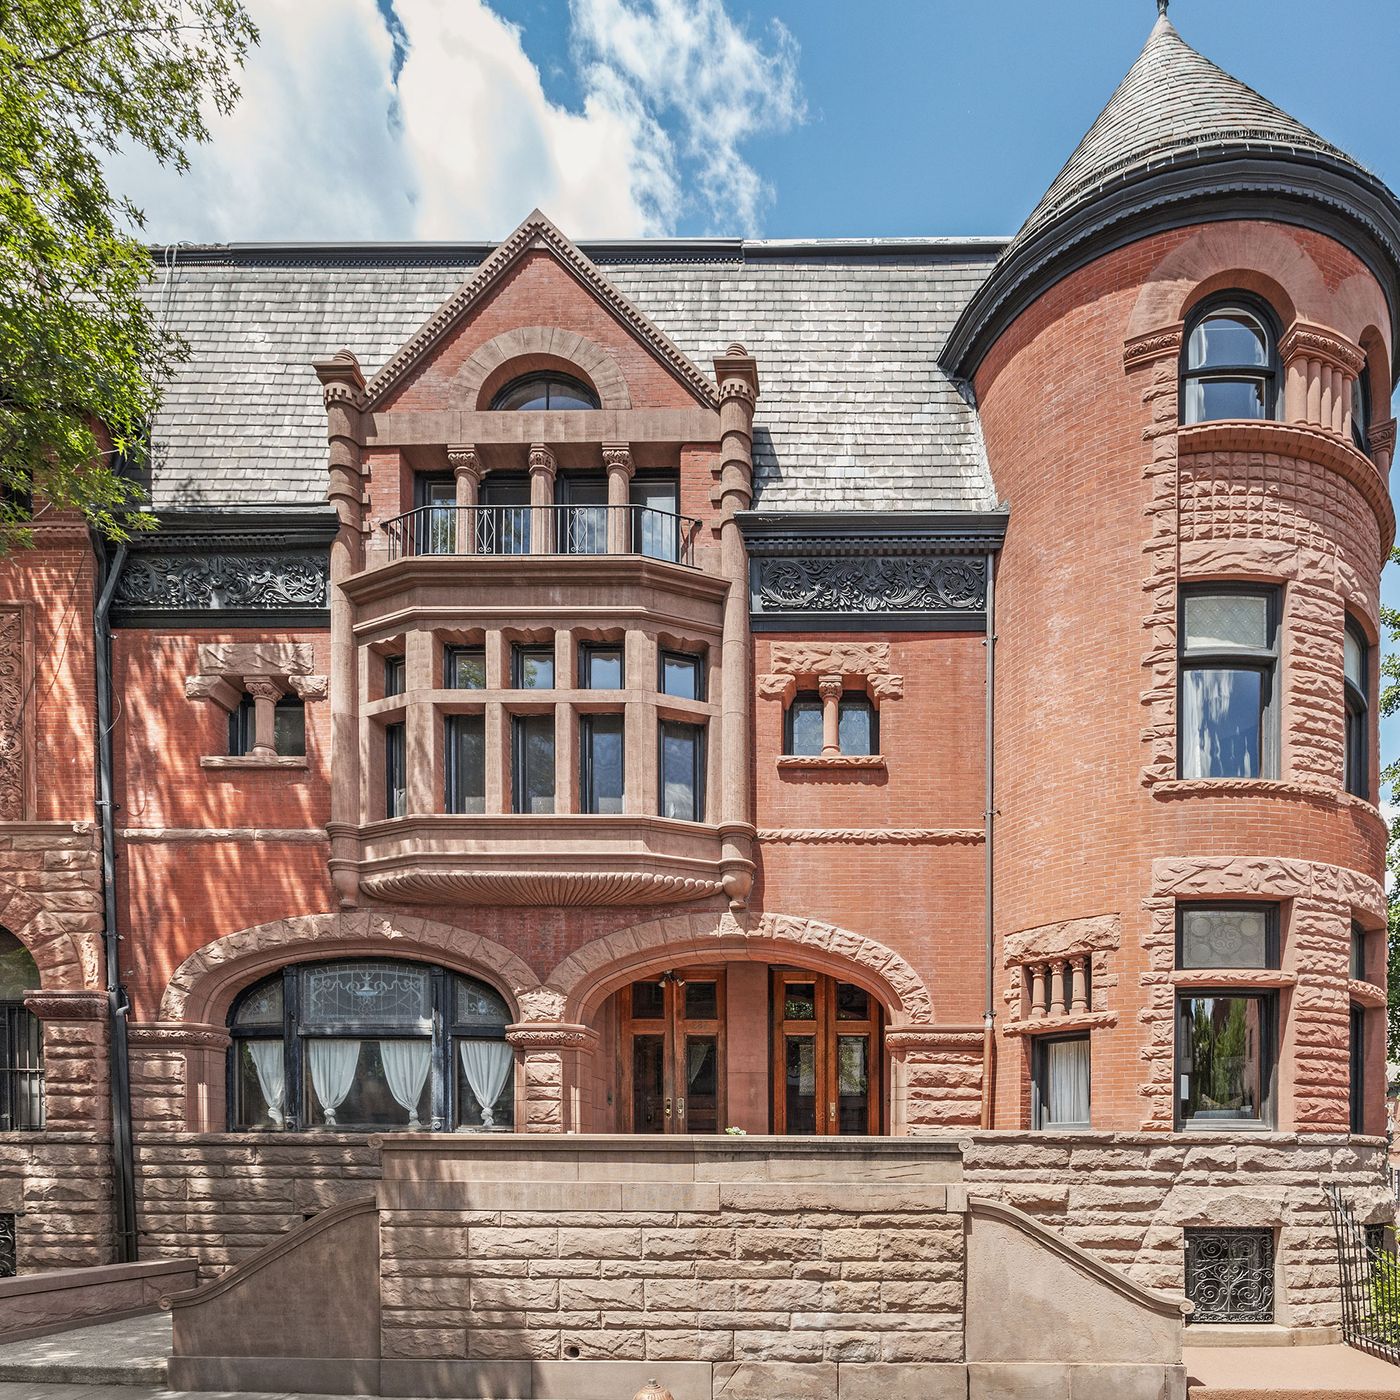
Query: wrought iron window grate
0,1003,44,1131
0,1213,14,1277
1184,1227,1275,1324
1326,1184,1400,1365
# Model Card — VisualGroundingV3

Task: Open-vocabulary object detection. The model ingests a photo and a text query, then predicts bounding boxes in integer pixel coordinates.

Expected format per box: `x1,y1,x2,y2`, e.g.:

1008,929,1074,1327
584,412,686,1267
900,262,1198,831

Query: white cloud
108,0,802,243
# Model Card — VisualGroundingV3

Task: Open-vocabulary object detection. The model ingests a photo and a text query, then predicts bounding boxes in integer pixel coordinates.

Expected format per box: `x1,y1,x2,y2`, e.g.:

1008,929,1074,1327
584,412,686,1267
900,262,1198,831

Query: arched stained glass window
229,959,514,1134
490,373,599,411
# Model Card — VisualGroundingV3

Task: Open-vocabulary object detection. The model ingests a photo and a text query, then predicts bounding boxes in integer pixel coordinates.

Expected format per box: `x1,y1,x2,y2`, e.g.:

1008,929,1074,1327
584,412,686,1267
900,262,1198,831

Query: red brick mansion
0,8,1397,1394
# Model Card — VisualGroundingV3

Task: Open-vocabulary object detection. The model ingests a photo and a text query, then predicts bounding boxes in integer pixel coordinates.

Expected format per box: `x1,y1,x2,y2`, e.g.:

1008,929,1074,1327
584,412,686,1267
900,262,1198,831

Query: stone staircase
1186,1344,1400,1398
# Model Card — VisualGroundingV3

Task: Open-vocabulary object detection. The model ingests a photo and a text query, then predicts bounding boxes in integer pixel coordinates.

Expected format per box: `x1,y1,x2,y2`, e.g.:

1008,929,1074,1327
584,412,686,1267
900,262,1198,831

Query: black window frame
444,712,486,815
228,694,306,759
1352,372,1372,456
1350,1002,1367,1134
659,649,705,701
1350,920,1368,983
511,644,555,691
579,712,625,815
659,719,705,823
785,691,824,756
511,713,555,815
1344,616,1370,800
1175,903,1280,971
385,721,406,819
1031,1032,1090,1132
579,642,624,690
1175,989,1278,1132
837,694,879,756
1180,294,1281,426
1177,583,1280,780
490,372,600,412
383,655,406,699
227,959,514,1134
445,645,487,691
412,472,458,555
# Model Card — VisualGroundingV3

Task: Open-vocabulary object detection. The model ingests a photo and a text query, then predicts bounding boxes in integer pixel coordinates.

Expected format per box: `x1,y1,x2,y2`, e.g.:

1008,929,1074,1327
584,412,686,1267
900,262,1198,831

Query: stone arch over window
459,327,631,411
546,910,934,1027
0,876,93,990
159,911,545,1027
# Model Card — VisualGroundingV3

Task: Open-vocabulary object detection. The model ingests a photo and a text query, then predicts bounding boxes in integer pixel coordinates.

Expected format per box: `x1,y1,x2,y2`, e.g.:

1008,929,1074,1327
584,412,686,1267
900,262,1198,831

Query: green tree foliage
0,0,256,542
1382,547,1400,1059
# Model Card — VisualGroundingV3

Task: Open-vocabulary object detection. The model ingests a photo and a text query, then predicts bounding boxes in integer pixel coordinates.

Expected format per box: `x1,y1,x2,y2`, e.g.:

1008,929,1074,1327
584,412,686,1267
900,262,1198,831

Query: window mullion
430,967,447,1132
283,967,301,1131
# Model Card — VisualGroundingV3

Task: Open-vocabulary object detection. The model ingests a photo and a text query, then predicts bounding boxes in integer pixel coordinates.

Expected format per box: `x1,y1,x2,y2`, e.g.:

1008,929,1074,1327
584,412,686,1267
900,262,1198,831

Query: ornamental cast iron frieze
1184,1228,1275,1324
115,552,328,613
751,554,987,619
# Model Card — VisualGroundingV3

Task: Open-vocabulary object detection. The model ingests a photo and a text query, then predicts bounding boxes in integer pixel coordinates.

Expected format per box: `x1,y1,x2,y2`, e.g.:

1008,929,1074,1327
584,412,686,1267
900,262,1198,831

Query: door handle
664,1096,672,1119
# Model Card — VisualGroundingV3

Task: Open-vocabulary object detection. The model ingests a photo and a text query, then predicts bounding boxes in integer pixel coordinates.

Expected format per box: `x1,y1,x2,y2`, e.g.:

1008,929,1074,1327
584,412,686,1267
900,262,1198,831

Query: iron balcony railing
382,504,701,567
1325,1183,1400,1367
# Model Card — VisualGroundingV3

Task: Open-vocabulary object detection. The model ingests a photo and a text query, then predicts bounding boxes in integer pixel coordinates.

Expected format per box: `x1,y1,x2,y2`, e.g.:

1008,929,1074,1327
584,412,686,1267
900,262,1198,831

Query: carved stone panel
0,609,26,820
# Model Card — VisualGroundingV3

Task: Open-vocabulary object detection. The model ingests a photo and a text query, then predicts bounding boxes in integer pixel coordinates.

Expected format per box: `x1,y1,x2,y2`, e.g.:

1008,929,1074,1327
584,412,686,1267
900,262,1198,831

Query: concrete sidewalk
1185,1343,1400,1397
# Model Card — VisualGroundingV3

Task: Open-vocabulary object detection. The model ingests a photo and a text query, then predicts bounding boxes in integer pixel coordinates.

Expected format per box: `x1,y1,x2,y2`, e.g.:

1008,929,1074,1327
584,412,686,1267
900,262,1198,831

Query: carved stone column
529,444,556,555
1070,956,1090,1013
712,344,760,910
243,677,284,758
1280,322,1366,435
313,350,368,909
505,1023,600,1133
603,443,634,555
818,675,843,755
449,444,482,555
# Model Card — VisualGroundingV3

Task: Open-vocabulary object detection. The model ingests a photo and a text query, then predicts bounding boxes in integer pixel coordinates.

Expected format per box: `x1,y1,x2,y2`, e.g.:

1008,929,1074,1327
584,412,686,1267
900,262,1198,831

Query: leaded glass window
1178,906,1277,970
228,960,514,1134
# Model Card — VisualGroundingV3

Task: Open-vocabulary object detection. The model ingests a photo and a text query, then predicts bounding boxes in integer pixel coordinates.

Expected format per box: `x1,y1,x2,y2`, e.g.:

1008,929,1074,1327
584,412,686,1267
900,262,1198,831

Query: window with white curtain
1032,1034,1090,1130
229,959,514,1133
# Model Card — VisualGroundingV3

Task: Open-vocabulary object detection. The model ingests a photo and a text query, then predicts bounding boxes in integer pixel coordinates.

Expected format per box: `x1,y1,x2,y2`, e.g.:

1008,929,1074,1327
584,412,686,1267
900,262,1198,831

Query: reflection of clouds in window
1181,669,1259,779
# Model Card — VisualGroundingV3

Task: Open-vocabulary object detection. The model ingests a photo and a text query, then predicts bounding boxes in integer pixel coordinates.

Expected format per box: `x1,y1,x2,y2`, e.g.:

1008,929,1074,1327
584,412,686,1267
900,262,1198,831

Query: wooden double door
618,967,882,1134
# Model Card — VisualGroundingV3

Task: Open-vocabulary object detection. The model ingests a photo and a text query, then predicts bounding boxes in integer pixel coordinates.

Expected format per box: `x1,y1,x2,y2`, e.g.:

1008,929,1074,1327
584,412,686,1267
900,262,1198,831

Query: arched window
229,959,514,1133
1181,298,1280,426
0,930,43,1131
490,373,600,412
1344,617,1370,800
1352,374,1371,456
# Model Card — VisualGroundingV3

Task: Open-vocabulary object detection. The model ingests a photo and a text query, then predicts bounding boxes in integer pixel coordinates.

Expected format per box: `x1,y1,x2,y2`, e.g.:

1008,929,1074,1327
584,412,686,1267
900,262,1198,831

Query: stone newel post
712,344,759,910
313,350,368,909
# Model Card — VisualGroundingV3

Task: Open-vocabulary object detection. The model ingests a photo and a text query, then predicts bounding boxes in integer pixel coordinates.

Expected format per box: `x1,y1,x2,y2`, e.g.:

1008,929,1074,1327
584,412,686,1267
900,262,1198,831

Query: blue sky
114,0,1400,767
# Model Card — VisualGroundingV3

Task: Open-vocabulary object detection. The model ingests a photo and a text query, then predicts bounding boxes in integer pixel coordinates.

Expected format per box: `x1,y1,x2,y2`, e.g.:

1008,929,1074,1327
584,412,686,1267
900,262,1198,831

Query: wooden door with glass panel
772,971,882,1134
620,971,724,1133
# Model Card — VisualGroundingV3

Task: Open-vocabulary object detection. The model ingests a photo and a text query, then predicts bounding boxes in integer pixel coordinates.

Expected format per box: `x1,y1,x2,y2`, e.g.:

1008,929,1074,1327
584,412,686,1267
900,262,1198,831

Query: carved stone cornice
1280,320,1367,376
757,827,984,845
363,210,719,410
126,1021,232,1051
1123,324,1184,370
313,348,369,411
756,674,797,704
24,989,107,1022
505,1022,600,1054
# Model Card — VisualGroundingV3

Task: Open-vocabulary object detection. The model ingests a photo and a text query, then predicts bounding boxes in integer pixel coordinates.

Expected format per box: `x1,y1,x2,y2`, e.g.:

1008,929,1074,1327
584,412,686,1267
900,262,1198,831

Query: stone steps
0,1313,170,1389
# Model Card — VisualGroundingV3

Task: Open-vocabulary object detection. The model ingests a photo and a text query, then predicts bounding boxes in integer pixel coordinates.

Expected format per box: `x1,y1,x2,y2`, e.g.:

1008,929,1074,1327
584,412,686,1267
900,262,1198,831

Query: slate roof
143,240,1004,516
1015,13,1357,249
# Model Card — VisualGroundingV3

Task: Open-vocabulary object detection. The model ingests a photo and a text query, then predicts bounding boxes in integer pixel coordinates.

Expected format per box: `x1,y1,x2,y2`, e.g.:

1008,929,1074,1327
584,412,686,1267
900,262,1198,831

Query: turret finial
1157,0,1169,14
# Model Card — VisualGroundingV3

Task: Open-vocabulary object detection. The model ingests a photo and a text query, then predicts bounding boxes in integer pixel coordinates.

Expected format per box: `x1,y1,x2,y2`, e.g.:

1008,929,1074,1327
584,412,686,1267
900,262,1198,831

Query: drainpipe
980,549,997,1130
93,535,138,1262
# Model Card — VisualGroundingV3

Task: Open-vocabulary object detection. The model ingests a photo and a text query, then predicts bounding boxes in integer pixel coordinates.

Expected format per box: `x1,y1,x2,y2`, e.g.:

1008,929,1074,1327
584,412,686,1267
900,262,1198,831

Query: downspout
93,535,137,1262
980,548,997,1130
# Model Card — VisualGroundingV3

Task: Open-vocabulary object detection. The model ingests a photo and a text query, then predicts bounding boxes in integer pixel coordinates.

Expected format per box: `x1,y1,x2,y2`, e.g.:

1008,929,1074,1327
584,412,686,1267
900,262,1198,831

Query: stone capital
818,674,844,702
24,988,108,1022
1280,320,1367,376
602,443,634,477
126,1021,232,1052
244,677,285,704
448,444,483,480
505,1022,600,1055
527,443,557,478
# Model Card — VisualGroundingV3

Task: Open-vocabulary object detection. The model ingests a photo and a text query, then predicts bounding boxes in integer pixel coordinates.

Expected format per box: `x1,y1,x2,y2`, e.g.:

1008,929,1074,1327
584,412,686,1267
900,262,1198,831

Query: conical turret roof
1017,12,1354,245
940,11,1400,381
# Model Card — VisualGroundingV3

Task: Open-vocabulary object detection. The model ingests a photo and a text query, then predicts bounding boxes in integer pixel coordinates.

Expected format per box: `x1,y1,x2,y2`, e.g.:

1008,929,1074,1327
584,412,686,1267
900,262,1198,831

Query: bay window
385,722,406,818
446,646,487,690
229,960,514,1133
581,713,625,813
445,714,485,814
1177,905,1278,969
1181,297,1280,425
660,720,704,821
512,714,555,813
1178,586,1279,780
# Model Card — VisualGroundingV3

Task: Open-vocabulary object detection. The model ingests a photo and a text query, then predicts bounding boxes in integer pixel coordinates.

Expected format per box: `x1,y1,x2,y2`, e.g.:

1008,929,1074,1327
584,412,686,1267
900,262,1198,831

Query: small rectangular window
512,714,555,814
512,645,555,690
0,1004,43,1132
1178,586,1278,780
1350,1004,1367,1134
446,646,487,690
1032,1034,1090,1130
445,714,485,814
1344,619,1370,800
1176,992,1275,1129
580,714,625,814
384,655,405,698
579,643,624,689
785,694,823,756
385,722,406,819
660,651,704,700
1177,905,1278,970
229,696,306,758
660,720,704,822
1351,921,1368,982
838,696,878,756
